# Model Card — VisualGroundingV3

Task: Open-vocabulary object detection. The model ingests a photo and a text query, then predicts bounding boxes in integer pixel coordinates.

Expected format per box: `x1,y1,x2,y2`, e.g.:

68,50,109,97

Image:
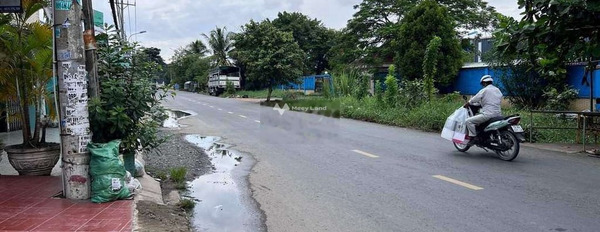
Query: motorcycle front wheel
495,130,520,161
453,142,471,152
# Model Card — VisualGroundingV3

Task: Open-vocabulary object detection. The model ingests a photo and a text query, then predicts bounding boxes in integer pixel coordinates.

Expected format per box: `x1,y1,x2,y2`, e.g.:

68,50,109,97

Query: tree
423,36,442,101
233,20,305,102
273,12,335,74
0,0,54,147
395,0,463,86
138,47,167,82
188,57,211,91
187,40,207,56
487,14,547,109
494,0,600,90
168,41,212,88
203,27,234,67
342,0,496,66
328,29,364,70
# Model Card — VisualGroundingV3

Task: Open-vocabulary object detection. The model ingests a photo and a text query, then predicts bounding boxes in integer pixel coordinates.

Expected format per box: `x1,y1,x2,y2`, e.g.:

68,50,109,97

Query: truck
208,66,241,96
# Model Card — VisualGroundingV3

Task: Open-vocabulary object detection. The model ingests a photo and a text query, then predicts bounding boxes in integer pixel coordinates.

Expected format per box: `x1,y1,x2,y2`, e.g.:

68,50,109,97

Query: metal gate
5,100,23,132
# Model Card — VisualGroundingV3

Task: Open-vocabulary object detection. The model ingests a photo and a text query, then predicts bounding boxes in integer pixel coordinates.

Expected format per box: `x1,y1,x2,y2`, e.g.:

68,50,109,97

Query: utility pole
53,0,92,199
114,0,135,40
82,0,99,98
118,0,126,40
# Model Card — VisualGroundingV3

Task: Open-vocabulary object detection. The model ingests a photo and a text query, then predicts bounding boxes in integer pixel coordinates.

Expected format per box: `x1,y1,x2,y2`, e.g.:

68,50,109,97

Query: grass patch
156,171,168,181
174,182,187,190
234,89,287,99
169,167,187,184
261,98,342,118
340,96,461,131
178,198,196,211
272,95,583,144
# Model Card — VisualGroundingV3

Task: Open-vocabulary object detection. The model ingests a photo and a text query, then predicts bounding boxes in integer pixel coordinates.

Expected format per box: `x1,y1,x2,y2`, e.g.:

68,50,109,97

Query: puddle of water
163,110,192,128
185,135,255,232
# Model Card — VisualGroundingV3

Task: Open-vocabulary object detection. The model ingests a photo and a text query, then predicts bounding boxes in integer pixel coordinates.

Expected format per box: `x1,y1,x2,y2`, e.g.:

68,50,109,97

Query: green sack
88,140,131,203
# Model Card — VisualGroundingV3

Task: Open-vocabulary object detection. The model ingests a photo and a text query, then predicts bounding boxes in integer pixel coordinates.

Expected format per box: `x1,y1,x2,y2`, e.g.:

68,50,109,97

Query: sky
91,0,522,63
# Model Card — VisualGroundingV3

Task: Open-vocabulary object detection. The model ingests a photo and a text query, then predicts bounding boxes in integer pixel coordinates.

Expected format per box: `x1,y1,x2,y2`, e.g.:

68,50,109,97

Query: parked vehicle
208,66,241,96
184,81,198,92
453,96,526,161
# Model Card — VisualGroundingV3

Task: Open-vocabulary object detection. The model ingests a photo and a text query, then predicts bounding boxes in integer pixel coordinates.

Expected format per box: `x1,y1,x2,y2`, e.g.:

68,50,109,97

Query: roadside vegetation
167,0,599,145
235,89,286,99
170,167,188,189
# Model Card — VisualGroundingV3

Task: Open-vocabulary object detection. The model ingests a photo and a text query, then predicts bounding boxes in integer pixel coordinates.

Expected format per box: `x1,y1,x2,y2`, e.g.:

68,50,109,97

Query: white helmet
480,75,493,84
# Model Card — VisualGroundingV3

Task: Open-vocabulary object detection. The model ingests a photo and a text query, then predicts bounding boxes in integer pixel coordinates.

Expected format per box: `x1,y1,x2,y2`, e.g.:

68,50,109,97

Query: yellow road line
352,149,379,158
432,175,484,190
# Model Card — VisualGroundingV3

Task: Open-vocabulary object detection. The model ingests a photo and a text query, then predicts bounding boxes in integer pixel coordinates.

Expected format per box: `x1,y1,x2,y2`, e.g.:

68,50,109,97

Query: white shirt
469,84,503,117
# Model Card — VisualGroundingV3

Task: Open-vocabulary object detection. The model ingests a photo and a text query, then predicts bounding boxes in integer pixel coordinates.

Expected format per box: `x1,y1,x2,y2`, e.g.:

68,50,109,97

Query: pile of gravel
144,130,212,180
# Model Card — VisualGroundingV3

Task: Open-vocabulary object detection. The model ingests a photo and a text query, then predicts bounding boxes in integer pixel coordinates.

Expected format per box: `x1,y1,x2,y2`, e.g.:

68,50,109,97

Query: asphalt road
164,91,600,232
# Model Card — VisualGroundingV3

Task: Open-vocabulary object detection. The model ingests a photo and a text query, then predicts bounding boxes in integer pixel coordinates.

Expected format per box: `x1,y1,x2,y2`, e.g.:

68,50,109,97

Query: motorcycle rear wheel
453,142,471,152
495,130,520,161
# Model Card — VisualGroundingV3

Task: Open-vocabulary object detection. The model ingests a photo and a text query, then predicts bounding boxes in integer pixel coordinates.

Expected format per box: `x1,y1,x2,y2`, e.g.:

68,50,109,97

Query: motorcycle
453,96,526,161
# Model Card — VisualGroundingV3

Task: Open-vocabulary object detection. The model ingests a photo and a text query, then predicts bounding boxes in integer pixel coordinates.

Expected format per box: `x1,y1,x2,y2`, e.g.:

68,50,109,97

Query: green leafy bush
225,80,236,96
543,86,579,111
375,80,384,106
398,80,428,109
353,73,370,100
384,65,398,108
90,27,172,154
495,63,547,109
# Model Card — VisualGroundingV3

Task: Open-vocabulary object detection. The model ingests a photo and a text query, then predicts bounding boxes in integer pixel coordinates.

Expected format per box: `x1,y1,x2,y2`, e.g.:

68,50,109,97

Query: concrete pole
53,0,92,200
118,0,127,40
82,0,99,98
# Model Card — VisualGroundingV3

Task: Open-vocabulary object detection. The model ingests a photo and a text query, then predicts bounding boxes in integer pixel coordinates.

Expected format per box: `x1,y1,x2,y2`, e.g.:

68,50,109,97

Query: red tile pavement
0,176,133,232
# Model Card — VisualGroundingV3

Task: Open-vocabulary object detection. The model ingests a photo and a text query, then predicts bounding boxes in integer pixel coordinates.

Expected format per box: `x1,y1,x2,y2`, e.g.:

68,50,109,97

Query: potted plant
0,0,59,176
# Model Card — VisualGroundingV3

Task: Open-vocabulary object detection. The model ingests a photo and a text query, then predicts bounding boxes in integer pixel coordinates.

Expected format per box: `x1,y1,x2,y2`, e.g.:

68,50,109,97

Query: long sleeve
469,88,486,106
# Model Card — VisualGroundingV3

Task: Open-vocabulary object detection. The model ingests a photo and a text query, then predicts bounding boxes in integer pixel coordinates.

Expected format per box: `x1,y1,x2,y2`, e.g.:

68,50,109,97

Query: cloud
91,0,519,63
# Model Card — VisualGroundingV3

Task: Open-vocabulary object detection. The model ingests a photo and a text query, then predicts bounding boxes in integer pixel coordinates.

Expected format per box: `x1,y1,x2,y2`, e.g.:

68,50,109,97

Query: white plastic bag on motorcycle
441,107,470,144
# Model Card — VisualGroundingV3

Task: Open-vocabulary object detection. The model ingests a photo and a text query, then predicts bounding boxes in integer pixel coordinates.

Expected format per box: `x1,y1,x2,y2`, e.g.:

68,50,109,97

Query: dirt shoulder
136,200,191,232
135,129,212,231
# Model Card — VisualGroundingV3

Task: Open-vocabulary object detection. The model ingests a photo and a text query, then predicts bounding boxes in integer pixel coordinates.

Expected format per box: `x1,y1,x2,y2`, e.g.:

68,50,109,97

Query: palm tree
0,0,54,146
202,27,234,67
187,39,207,56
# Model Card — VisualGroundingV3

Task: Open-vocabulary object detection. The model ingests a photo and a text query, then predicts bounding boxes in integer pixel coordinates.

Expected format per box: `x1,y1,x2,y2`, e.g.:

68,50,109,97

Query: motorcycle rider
464,75,503,145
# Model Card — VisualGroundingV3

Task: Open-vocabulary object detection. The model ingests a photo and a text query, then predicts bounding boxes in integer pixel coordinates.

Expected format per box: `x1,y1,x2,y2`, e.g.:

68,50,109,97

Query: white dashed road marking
433,175,484,190
352,150,379,158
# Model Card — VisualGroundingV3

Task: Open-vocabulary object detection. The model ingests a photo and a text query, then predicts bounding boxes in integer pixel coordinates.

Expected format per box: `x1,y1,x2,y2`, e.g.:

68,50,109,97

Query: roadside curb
521,143,587,154
132,153,165,232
